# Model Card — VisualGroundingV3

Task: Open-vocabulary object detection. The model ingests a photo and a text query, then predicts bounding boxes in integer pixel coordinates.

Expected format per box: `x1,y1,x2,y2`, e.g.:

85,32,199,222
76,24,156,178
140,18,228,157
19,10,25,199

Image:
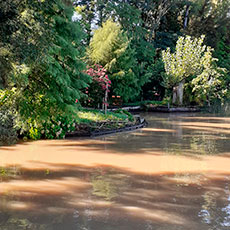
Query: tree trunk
172,86,178,104
184,5,190,29
207,95,210,107
177,79,185,105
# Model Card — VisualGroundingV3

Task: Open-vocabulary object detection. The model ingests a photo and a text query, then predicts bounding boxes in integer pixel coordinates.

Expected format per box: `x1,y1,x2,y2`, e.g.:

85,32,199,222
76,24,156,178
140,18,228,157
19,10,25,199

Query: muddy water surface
1,113,230,229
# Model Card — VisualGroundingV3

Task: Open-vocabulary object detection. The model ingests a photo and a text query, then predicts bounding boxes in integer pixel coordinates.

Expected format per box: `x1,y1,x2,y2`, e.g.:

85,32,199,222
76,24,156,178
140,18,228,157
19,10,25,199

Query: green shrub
0,110,18,146
20,109,134,140
25,113,79,140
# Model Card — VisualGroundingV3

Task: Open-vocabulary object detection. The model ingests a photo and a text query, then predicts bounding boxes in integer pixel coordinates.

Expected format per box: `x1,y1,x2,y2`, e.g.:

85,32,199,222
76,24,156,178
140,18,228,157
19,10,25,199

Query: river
1,113,230,230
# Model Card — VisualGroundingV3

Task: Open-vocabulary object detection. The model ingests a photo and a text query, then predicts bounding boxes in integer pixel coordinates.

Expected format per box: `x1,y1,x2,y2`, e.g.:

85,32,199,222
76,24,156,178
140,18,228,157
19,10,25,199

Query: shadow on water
1,162,230,230
1,113,230,229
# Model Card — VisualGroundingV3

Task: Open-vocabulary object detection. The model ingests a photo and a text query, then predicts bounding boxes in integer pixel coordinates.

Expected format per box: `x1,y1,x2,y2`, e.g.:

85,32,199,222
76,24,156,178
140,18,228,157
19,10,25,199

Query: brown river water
1,113,230,230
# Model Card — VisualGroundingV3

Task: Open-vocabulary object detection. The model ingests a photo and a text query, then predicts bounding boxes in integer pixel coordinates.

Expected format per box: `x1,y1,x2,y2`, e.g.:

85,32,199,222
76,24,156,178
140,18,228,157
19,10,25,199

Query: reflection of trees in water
165,133,219,156
0,217,50,230
0,165,21,182
91,168,129,201
73,168,130,230
198,179,230,229
169,173,205,187
0,167,130,230
1,161,230,229
0,192,64,230
164,143,185,155
198,191,219,224
0,195,50,230
149,114,229,156
189,134,218,155
222,196,230,228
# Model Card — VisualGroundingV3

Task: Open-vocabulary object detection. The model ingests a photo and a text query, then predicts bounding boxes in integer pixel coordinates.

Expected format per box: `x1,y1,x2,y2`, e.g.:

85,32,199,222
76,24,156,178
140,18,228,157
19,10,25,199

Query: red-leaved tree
83,64,111,112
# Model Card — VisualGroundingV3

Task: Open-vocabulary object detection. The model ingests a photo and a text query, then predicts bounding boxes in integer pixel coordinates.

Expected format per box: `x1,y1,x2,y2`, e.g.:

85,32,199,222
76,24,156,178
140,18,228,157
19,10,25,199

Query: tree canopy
162,35,226,105
0,0,230,142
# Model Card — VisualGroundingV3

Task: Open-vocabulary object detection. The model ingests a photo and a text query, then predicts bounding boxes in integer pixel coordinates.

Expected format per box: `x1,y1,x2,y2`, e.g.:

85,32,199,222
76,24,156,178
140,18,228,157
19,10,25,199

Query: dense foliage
0,109,17,145
83,64,111,108
0,0,230,144
162,35,226,105
87,20,142,102
1,0,90,141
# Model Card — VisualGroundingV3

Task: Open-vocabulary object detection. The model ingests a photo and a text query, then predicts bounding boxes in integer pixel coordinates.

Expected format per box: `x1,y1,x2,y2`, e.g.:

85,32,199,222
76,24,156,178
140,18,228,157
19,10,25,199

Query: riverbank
110,100,201,113
0,108,147,146
142,104,201,112
109,105,201,113
67,116,147,137
67,111,147,137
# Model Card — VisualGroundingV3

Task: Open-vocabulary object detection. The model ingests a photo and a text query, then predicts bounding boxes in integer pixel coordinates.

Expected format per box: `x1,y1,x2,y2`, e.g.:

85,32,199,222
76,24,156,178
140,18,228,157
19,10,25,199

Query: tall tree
74,0,97,44
162,35,224,105
1,0,90,127
184,0,230,48
0,0,45,89
87,19,141,102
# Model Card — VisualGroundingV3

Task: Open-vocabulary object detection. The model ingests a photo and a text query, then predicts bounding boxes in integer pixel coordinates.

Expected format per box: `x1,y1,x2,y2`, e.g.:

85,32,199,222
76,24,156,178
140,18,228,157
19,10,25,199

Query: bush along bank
0,109,146,145
24,109,138,140
66,109,147,137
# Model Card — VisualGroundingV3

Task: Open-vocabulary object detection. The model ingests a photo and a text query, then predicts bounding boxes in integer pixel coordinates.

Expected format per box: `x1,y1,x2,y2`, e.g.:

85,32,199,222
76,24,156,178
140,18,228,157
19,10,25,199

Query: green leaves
162,35,207,87
0,0,92,143
87,19,140,102
162,35,226,105
88,20,129,68
23,0,90,111
191,47,227,104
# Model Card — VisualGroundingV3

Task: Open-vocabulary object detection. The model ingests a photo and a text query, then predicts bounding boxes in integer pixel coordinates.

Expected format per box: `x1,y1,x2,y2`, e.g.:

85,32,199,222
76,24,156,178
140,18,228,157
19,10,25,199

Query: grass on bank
76,109,135,132
78,108,133,124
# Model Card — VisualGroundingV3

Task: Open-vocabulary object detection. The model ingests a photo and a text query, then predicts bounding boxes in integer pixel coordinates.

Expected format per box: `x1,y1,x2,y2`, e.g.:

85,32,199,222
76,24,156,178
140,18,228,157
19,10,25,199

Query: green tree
87,19,140,102
214,31,230,93
102,2,157,101
191,47,226,106
87,20,128,68
74,0,97,44
126,0,185,41
162,35,224,105
1,0,90,139
19,0,90,121
0,0,45,89
184,0,230,48
75,0,184,101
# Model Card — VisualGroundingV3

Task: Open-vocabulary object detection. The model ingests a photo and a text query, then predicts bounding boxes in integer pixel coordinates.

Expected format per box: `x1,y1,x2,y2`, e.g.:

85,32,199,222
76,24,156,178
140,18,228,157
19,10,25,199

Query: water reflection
198,178,230,230
1,113,230,229
134,113,230,156
0,164,230,229
0,165,20,182
88,113,230,157
91,168,129,201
